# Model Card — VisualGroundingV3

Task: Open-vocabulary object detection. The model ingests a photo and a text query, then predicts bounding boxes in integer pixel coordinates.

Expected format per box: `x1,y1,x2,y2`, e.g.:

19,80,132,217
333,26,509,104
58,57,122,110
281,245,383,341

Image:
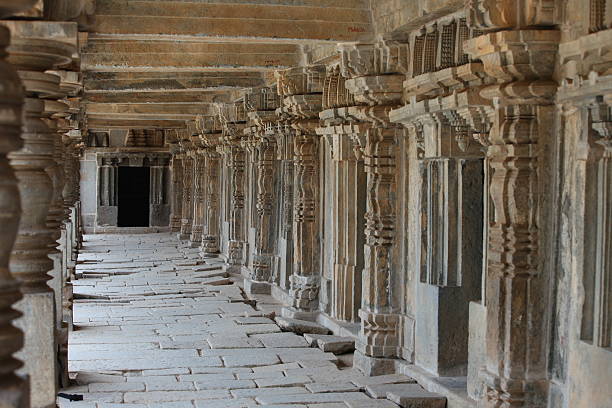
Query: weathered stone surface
386,385,446,408
275,316,331,335
304,334,355,354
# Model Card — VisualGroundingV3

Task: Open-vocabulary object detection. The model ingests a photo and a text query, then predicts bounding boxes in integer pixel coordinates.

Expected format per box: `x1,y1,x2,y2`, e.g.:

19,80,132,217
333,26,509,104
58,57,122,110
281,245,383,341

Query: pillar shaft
170,154,183,232
465,29,560,407
190,150,206,246
202,149,221,256
0,22,28,408
252,135,277,282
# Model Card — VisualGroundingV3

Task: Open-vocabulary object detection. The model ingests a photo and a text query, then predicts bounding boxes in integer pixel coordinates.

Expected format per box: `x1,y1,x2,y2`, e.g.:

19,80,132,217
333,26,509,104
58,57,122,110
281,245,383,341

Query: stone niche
96,152,171,229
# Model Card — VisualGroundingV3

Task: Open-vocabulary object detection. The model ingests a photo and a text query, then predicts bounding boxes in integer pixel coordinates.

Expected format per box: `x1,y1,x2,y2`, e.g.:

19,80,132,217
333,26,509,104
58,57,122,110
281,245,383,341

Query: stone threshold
395,362,475,408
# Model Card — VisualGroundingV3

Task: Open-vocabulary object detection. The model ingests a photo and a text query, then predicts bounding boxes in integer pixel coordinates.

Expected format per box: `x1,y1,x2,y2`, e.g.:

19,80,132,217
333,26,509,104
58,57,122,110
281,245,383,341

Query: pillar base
14,291,57,408
354,350,396,376
0,375,30,408
244,278,271,295
281,306,318,321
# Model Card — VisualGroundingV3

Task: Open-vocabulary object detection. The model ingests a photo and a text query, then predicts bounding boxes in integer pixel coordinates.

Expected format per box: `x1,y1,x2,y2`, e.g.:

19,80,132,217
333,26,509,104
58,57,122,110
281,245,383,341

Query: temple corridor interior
0,0,611,407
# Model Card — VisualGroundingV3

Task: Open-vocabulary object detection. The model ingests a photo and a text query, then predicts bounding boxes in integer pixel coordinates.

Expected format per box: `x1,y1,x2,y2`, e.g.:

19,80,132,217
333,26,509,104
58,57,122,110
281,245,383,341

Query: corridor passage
61,233,416,408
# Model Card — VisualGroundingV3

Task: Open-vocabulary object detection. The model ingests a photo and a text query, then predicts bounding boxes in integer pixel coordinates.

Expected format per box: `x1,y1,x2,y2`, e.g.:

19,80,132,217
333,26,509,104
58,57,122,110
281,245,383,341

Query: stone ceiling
81,0,374,131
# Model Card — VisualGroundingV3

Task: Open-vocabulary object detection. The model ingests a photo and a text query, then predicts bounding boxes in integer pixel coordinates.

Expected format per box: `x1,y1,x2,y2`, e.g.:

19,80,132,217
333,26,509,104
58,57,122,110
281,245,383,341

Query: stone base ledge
395,361,476,408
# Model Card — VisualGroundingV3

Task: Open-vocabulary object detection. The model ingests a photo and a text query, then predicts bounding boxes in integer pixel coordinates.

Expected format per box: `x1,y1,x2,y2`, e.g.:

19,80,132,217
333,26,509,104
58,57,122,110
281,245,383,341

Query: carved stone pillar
169,143,183,233
201,149,221,256
149,159,170,227
179,137,194,240
196,116,222,257
276,66,325,318
251,134,277,285
336,41,407,375
1,19,77,408
97,157,118,226
0,3,36,404
190,138,206,246
317,67,365,322
243,87,281,293
227,130,247,271
465,28,560,407
275,123,295,290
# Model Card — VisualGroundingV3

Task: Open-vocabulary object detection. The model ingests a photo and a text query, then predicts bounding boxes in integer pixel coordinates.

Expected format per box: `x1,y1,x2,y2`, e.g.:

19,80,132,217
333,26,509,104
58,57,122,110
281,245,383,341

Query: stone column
201,148,221,257
179,137,194,240
336,41,407,375
149,157,170,227
97,157,118,226
190,139,206,246
243,87,281,293
465,27,560,407
1,20,77,408
194,115,222,257
169,143,183,233
249,132,277,292
276,66,325,319
275,122,295,290
317,67,365,322
226,127,247,272
0,2,35,404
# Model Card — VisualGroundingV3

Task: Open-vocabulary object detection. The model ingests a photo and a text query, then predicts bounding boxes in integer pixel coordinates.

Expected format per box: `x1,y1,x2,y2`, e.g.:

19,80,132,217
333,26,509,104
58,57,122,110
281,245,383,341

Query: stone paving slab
60,233,434,408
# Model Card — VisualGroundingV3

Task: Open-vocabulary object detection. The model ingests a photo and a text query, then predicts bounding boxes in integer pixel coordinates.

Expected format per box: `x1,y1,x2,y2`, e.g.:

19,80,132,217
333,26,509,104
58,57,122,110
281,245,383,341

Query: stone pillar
275,123,295,290
335,41,407,375
179,137,194,240
226,128,247,272
317,67,365,322
465,27,560,407
149,159,170,227
0,5,33,404
97,157,118,226
195,118,223,258
190,140,206,246
1,19,77,408
169,143,183,232
243,87,281,293
276,66,325,319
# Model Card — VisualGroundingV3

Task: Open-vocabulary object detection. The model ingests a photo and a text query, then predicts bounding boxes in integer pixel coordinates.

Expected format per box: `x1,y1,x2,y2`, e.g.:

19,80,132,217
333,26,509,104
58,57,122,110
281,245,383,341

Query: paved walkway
60,233,416,408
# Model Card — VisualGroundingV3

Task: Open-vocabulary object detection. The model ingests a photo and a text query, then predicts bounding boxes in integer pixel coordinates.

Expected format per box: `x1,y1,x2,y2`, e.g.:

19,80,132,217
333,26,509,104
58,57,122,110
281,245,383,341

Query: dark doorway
118,167,150,227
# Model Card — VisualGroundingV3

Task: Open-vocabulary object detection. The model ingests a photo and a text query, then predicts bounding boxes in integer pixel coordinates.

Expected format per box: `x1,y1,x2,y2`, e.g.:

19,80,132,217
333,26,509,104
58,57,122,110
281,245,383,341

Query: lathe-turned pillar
0,3,37,404
276,66,325,319
179,136,194,240
465,25,560,407
336,41,407,375
190,138,206,247
1,19,77,407
196,117,223,258
169,143,183,233
226,128,247,271
244,87,282,294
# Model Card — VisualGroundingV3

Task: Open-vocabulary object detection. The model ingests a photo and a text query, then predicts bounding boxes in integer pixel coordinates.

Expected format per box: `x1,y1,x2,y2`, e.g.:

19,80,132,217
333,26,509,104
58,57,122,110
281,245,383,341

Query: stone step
386,384,446,408
303,333,355,354
275,316,330,335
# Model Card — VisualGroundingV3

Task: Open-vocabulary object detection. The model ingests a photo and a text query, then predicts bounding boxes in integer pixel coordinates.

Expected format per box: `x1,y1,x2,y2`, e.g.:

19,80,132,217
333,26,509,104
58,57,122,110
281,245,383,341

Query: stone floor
59,233,433,408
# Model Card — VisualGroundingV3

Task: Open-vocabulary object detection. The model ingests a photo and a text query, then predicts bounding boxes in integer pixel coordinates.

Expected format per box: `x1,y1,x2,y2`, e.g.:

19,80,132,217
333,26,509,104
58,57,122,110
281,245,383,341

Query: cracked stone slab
303,334,356,354
386,384,446,408
275,317,331,335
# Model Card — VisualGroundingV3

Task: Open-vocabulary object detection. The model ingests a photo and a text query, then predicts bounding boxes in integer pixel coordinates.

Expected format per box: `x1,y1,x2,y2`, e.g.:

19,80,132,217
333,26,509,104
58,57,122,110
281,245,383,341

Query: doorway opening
118,166,150,227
